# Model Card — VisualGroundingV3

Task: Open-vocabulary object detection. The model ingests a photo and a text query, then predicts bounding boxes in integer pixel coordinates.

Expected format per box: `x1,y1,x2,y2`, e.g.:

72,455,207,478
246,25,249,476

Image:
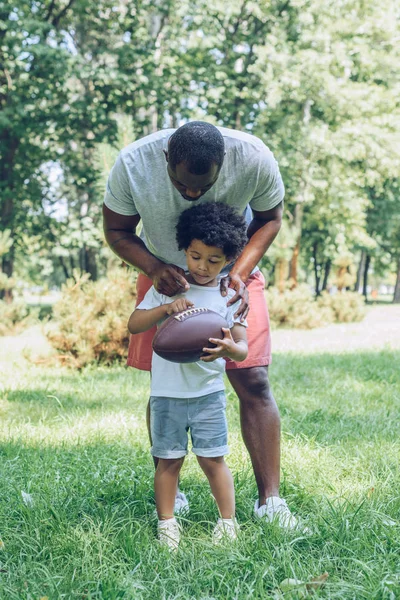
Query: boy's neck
185,273,219,287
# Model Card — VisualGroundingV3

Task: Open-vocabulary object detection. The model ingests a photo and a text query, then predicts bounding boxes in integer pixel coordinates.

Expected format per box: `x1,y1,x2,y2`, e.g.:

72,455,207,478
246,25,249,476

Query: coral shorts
127,270,272,371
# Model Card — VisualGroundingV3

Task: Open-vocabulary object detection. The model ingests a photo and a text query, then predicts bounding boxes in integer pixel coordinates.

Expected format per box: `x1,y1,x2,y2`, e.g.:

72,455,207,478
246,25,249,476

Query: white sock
219,517,235,525
158,517,176,527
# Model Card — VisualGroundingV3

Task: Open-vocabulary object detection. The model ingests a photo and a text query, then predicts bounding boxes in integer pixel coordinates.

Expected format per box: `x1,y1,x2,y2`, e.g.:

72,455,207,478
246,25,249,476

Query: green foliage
0,229,13,257
46,268,137,367
266,285,335,330
266,285,366,329
2,0,399,299
0,229,14,293
0,299,38,335
317,291,366,323
0,272,15,292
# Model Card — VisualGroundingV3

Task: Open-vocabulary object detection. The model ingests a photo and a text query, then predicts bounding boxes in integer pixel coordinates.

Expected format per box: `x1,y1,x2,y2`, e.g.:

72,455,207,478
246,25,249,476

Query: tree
252,0,400,292
0,0,72,291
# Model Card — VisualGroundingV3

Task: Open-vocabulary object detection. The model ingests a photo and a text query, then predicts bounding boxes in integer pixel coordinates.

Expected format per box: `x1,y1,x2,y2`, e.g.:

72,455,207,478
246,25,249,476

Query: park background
1,0,400,598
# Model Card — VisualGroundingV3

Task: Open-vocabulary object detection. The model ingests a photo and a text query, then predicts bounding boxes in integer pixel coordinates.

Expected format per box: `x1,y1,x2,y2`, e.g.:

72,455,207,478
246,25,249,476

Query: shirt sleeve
249,145,285,212
103,153,139,216
136,286,167,310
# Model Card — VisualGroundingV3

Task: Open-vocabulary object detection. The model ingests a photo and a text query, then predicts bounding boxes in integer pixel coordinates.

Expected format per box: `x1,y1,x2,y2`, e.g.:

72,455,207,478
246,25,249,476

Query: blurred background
1,0,399,361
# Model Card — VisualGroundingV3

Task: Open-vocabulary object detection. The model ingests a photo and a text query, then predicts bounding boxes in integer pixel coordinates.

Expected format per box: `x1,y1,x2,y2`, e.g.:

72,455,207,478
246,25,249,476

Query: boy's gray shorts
150,390,228,459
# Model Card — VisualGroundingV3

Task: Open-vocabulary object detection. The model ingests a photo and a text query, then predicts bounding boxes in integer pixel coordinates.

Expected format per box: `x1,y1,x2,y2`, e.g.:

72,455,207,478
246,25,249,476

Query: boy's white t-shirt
137,283,246,399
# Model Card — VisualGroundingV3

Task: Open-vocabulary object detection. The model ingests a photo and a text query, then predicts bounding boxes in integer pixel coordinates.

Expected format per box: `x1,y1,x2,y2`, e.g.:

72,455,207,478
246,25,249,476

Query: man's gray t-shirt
104,127,284,271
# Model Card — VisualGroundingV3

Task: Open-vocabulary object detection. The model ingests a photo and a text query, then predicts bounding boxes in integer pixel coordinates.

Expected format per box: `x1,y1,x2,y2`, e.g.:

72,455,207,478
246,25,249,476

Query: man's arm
232,201,283,283
222,202,283,314
103,204,157,274
103,204,189,296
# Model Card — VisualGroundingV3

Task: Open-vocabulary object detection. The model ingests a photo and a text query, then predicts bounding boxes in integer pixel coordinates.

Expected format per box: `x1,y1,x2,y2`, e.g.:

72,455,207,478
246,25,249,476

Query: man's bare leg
227,366,280,505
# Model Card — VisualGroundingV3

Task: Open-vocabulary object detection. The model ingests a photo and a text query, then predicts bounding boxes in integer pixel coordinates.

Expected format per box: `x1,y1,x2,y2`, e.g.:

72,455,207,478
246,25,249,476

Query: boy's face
185,239,230,286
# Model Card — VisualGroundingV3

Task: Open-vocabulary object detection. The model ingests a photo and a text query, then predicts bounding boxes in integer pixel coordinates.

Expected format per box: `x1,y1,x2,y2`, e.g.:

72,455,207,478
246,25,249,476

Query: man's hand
201,327,246,362
165,297,194,315
151,263,190,297
220,273,249,320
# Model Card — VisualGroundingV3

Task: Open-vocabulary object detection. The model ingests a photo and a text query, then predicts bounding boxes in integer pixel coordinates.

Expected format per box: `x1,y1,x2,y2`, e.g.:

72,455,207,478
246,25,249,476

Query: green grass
0,348,399,599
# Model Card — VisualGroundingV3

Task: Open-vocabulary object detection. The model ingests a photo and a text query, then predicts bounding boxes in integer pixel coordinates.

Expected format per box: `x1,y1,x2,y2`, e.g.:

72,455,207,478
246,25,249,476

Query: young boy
128,202,248,550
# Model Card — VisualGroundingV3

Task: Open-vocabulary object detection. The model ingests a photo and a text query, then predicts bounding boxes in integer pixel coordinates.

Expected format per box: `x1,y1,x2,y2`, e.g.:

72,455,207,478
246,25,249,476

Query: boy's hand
165,297,194,315
200,327,240,362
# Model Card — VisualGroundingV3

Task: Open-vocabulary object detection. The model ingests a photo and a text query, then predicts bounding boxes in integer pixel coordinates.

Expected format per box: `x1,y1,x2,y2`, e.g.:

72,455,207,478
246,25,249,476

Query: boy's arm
201,323,248,363
229,323,248,361
128,297,194,334
128,306,169,334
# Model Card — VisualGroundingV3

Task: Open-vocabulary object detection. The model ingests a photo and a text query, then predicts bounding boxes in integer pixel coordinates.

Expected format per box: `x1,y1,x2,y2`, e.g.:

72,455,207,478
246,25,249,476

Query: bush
46,268,137,367
265,284,334,329
0,299,38,336
265,285,366,329
317,291,366,323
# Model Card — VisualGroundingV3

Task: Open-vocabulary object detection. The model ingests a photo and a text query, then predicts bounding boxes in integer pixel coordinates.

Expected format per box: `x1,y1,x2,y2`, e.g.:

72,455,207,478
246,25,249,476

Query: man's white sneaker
174,490,189,515
212,518,240,544
158,518,181,551
254,497,308,532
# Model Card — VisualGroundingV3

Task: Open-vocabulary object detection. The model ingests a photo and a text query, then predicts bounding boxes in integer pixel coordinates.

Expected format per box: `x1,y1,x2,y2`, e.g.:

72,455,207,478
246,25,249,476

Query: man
103,121,299,528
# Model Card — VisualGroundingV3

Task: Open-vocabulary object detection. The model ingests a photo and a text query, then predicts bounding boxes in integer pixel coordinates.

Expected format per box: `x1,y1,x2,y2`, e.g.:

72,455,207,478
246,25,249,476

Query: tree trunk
362,253,371,299
172,113,180,129
289,204,304,286
289,241,300,284
59,256,70,280
354,250,366,292
321,259,331,291
0,252,14,302
235,111,242,130
0,133,19,294
393,256,400,303
84,246,98,281
275,258,288,293
79,246,97,279
313,243,320,295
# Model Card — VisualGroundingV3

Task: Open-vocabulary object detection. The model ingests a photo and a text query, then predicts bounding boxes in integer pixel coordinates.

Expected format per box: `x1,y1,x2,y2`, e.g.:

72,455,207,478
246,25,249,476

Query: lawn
0,336,399,598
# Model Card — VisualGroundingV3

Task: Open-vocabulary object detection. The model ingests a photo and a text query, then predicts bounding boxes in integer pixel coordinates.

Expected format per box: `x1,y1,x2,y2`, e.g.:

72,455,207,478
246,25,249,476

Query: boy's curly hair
176,202,248,261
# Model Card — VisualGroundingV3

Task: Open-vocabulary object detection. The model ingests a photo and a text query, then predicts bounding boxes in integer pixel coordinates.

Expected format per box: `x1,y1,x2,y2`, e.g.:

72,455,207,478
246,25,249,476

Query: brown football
152,307,228,363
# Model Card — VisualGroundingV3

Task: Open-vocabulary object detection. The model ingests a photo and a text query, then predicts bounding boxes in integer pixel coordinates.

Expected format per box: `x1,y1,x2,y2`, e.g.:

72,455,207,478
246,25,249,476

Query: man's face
166,160,220,202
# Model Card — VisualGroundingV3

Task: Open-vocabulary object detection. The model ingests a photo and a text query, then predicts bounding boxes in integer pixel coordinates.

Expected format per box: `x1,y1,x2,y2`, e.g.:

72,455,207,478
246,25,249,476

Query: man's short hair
168,121,225,175
176,202,247,261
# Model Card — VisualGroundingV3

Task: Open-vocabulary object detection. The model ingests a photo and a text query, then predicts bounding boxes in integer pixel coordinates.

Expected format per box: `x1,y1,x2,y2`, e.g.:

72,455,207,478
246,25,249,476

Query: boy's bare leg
197,456,235,518
154,458,185,520
146,400,159,468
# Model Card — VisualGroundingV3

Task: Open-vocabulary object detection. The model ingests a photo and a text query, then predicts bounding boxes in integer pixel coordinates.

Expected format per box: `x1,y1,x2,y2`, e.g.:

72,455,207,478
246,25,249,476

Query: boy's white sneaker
158,518,181,551
212,518,240,544
254,497,309,532
174,490,189,515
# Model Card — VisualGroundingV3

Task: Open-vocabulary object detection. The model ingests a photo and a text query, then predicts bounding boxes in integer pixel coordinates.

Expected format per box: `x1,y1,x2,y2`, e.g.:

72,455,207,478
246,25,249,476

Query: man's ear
163,149,168,162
